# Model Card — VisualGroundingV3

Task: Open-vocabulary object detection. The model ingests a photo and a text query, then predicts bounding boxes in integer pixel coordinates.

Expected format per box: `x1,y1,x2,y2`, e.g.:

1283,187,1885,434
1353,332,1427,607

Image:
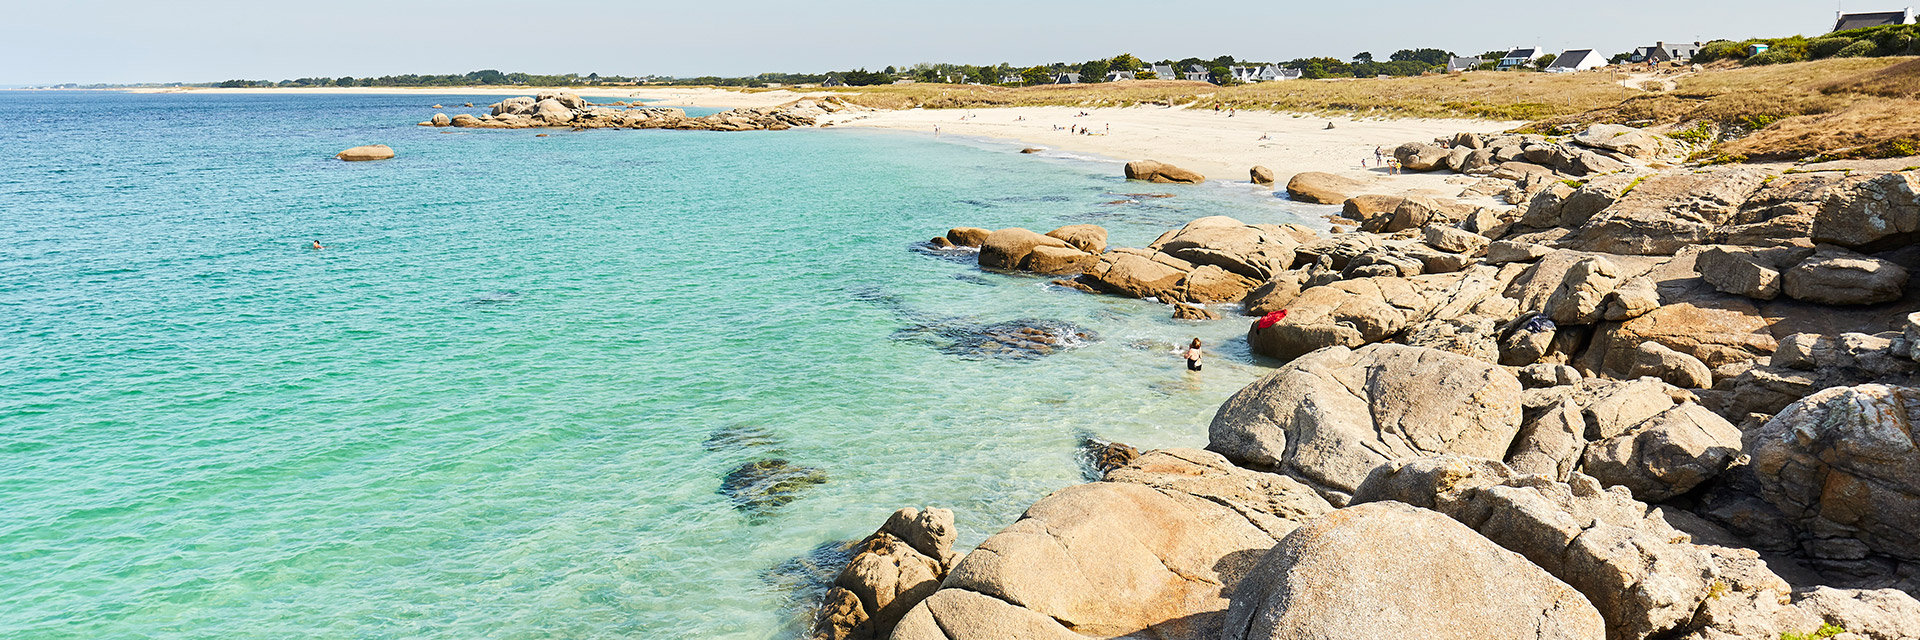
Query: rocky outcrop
978,228,1070,270
1782,246,1910,305
893,448,1331,640
1125,160,1205,184
1220,501,1605,640
1812,171,1920,250
1044,224,1107,254
1561,170,1770,255
1750,384,1920,563
1285,171,1364,204
335,144,394,161
810,507,961,640
437,95,862,131
945,227,990,247
1208,344,1523,503
1353,457,1718,640
1580,401,1742,500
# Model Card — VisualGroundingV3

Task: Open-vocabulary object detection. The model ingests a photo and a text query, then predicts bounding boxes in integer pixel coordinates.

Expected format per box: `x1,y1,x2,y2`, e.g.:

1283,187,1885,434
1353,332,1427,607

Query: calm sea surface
0,91,1326,638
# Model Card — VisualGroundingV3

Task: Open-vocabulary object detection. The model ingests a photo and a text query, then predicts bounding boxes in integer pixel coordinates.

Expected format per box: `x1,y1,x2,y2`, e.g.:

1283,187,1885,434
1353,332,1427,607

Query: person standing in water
1183,338,1203,371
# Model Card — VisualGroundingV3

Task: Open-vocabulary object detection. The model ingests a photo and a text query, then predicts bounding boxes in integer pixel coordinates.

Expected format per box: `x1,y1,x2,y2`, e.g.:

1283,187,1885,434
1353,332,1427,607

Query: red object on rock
1257,310,1288,329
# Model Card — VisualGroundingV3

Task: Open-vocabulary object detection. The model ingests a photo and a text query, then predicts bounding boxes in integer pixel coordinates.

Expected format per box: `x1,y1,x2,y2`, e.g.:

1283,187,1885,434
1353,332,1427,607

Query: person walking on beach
1374,146,1385,165
1183,338,1203,371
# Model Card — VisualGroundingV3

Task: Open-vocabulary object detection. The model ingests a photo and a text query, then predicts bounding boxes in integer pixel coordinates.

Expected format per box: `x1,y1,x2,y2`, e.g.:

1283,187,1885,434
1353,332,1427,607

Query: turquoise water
0,91,1325,639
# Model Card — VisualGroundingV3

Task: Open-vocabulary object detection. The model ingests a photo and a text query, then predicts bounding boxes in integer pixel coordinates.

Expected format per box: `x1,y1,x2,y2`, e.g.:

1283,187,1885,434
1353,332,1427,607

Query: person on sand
310,240,324,250
1183,338,1203,372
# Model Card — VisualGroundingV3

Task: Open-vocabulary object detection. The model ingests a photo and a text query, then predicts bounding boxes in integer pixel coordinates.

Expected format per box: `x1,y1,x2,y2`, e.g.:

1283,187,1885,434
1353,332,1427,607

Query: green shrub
1781,623,1847,640
1696,40,1746,63
1743,50,1804,66
1667,122,1714,144
1835,40,1879,57
1809,37,1856,58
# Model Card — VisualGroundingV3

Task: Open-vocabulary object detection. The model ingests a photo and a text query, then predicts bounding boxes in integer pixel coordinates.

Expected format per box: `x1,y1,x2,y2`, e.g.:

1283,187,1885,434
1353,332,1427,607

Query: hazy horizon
0,0,1873,85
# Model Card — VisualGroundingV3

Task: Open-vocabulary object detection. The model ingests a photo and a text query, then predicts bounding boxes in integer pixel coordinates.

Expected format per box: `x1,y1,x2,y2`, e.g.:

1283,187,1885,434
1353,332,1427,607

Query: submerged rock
1074,432,1139,482
703,423,783,452
720,459,827,513
894,318,1096,360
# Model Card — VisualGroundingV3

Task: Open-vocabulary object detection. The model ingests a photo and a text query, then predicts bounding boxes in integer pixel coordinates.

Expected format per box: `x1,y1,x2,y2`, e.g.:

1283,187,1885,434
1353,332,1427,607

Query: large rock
1383,196,1471,233
1342,195,1404,221
1572,124,1673,160
1083,250,1192,299
1393,142,1450,171
810,506,961,640
1695,245,1814,300
1249,165,1276,185
1750,384,1920,562
1782,246,1910,305
1562,170,1770,255
978,228,1068,270
945,227,990,247
1043,224,1107,254
533,98,574,123
1580,402,1742,501
1208,344,1523,502
1285,171,1363,204
335,144,394,161
429,112,450,126
491,96,536,116
1587,298,1776,377
1151,216,1299,280
1629,341,1714,389
1023,245,1096,275
1125,160,1205,184
1544,256,1622,325
907,449,1331,640
1812,171,1920,250
1240,270,1308,316
1220,501,1605,640
1353,457,1719,640
1176,265,1260,303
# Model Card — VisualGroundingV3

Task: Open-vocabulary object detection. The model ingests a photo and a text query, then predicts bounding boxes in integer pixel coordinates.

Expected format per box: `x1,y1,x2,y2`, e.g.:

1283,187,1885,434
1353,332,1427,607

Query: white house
1498,46,1547,70
1149,64,1176,80
1446,56,1485,72
1105,70,1137,82
1000,73,1024,84
1182,64,1212,82
1228,64,1299,83
1835,8,1914,31
1545,49,1606,73
1632,41,1704,63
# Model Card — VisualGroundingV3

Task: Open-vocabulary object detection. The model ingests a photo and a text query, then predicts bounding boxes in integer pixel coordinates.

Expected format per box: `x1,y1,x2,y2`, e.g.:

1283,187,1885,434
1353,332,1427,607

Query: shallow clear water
0,91,1328,639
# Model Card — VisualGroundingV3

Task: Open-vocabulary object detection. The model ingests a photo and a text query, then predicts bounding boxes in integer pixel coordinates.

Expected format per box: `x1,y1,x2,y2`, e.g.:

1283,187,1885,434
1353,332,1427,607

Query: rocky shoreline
416,91,864,131
807,123,1920,639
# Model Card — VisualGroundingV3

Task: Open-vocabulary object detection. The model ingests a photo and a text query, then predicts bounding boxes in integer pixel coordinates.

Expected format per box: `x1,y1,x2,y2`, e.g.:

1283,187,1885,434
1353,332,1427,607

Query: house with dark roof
1446,56,1485,72
1229,64,1301,83
1053,72,1081,84
1634,41,1704,63
1183,64,1212,82
1498,46,1547,70
822,75,848,87
1105,70,1137,82
1834,8,1914,32
1149,64,1176,80
1546,49,1606,73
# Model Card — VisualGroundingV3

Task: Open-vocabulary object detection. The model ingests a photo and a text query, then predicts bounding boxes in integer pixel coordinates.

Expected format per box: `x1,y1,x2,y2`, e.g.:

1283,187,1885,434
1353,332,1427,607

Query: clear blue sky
0,0,1865,85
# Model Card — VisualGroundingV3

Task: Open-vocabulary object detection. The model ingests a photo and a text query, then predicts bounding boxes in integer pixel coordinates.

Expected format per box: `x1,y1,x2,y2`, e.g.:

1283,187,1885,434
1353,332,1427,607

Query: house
1000,73,1024,84
1497,46,1547,70
1229,64,1298,83
1446,56,1485,72
1149,64,1176,80
1053,72,1081,84
1834,8,1914,32
1633,41,1704,63
1105,70,1137,82
1545,49,1605,73
1183,64,1212,82
1747,43,1771,56
822,75,847,87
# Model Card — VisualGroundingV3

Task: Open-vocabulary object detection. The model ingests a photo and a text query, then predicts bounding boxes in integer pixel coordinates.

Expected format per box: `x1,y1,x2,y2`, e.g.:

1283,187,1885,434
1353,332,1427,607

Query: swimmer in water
1183,338,1203,372
311,240,324,250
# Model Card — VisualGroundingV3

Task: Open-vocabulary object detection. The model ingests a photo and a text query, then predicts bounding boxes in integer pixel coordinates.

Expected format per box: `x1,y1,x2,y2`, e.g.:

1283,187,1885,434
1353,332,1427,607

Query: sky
0,0,1867,85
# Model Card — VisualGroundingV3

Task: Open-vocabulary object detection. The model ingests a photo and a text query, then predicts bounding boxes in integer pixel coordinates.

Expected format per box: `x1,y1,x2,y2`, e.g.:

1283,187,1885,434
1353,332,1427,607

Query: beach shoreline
821,105,1526,199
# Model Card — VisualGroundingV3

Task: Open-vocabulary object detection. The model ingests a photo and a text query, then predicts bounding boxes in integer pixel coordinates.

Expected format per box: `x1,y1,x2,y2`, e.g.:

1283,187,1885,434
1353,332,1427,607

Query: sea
0,91,1329,639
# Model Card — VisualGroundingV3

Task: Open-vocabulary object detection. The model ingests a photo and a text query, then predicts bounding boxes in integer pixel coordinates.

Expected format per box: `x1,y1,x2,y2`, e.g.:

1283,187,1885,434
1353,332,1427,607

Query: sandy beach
122,85,819,108
822,106,1525,198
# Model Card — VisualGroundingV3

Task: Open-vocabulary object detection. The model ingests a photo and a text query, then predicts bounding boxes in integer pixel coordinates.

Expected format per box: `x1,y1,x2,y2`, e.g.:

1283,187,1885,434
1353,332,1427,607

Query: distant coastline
109,85,823,109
